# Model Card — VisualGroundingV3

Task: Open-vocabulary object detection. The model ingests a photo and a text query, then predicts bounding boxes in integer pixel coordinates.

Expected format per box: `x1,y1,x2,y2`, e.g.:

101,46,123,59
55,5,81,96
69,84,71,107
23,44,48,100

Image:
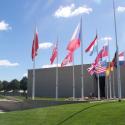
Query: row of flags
31,21,125,77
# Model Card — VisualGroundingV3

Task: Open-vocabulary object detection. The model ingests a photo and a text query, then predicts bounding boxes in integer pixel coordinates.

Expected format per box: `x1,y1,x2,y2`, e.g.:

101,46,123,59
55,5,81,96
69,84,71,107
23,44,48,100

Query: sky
0,0,125,81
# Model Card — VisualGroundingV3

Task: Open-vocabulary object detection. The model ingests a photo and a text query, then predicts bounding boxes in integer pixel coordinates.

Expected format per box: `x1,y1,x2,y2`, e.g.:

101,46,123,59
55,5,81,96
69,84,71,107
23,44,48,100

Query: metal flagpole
106,76,109,99
107,40,112,99
80,17,84,100
96,31,100,100
56,39,59,100
32,59,35,100
72,53,75,100
32,29,36,100
113,0,122,100
112,70,116,98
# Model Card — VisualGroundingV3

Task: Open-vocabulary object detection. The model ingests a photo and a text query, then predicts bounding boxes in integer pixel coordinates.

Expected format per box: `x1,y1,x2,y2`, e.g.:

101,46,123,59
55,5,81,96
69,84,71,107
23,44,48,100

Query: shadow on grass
56,102,106,125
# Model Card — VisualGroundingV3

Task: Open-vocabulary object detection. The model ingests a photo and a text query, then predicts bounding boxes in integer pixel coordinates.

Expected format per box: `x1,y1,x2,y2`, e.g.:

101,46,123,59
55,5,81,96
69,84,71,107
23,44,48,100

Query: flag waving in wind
31,28,39,61
67,21,81,52
95,44,108,64
61,52,73,67
85,34,97,56
119,51,125,61
50,42,58,64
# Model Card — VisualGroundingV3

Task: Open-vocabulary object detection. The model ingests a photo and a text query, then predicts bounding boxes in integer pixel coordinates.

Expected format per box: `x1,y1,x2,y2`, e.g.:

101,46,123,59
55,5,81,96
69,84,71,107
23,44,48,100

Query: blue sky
0,0,125,81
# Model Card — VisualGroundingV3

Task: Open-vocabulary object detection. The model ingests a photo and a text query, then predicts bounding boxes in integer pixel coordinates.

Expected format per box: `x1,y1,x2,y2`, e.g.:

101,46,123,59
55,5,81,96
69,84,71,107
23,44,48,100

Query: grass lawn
0,101,125,125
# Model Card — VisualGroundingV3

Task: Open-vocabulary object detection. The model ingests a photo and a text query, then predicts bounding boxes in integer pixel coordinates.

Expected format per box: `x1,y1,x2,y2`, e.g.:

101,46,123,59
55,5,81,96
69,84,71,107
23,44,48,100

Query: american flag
87,63,107,75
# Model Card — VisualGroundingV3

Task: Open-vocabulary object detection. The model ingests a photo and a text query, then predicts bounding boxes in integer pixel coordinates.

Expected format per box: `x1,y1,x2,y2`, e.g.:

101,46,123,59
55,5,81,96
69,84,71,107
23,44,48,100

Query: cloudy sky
0,0,125,81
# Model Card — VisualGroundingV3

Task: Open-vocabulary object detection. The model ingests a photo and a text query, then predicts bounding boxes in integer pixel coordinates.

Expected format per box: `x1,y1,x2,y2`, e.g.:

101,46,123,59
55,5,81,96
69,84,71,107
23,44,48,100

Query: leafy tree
0,81,3,91
10,79,20,92
2,80,10,95
20,77,28,93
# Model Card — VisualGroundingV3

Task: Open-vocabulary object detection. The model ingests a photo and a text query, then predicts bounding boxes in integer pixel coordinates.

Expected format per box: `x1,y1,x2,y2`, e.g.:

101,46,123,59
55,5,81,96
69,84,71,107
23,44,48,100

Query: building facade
28,64,125,98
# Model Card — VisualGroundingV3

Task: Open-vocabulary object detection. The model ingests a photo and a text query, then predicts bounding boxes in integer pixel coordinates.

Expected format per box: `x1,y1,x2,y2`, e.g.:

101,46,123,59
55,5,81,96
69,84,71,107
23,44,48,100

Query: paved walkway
0,109,5,113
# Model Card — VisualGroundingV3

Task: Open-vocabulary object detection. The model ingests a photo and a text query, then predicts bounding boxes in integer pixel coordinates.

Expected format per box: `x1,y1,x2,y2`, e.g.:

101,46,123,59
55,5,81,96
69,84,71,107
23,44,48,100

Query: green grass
0,101,125,125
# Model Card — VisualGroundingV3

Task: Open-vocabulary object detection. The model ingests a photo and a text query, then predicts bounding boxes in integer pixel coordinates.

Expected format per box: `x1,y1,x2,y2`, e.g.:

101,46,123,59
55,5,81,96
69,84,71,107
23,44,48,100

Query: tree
2,80,10,95
10,79,20,93
20,77,28,93
0,81,3,91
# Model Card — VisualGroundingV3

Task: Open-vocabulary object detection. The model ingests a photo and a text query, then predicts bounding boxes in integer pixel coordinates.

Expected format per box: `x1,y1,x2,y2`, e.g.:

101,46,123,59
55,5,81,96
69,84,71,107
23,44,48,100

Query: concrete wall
28,65,95,98
28,64,125,98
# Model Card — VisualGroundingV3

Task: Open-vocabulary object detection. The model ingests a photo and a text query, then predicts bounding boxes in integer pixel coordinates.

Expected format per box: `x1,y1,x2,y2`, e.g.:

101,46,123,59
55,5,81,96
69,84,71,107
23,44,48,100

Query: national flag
50,42,58,64
95,45,108,64
119,51,125,61
106,66,110,77
67,20,81,52
94,63,107,74
112,52,117,68
87,64,95,75
61,52,73,67
31,28,39,61
85,34,97,56
119,51,125,66
87,63,106,75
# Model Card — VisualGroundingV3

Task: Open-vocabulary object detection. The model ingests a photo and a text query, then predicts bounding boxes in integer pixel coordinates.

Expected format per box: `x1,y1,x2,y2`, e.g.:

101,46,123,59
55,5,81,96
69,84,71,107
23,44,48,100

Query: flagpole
112,70,116,98
106,76,109,99
56,39,59,100
32,28,36,100
72,53,75,100
108,40,112,99
32,59,35,100
80,17,84,100
96,31,100,100
113,0,122,100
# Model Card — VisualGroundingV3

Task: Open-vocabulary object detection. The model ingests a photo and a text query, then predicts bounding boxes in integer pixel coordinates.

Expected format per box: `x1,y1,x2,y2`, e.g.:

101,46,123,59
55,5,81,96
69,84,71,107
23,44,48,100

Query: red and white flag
94,63,107,74
95,45,108,64
31,28,39,61
87,64,95,75
67,21,81,52
61,52,73,67
87,63,106,75
119,51,125,61
85,34,98,56
50,42,58,64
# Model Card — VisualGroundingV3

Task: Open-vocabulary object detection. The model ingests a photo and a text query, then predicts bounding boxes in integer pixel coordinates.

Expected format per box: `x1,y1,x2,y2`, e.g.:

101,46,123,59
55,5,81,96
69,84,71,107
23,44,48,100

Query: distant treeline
0,77,28,94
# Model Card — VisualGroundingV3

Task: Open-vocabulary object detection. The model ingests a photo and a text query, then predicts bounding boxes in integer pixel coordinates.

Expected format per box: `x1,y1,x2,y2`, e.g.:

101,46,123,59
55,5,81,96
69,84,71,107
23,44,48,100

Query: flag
50,42,58,64
119,51,125,61
106,66,110,77
61,52,73,67
31,28,39,61
95,45,108,64
87,64,95,75
67,21,81,52
87,63,106,75
85,34,97,56
94,63,107,74
112,52,117,68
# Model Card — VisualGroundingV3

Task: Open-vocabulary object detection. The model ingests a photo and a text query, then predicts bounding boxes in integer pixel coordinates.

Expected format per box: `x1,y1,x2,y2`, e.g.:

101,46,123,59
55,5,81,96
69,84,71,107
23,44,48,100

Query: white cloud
39,42,53,49
101,37,112,41
0,60,19,67
42,64,61,68
0,20,11,31
117,6,125,13
54,3,92,18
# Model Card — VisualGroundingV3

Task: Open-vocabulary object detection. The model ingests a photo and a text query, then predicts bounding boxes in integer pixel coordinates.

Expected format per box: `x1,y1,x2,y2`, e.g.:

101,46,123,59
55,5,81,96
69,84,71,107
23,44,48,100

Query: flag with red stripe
67,20,81,52
50,42,58,64
31,28,39,61
85,34,97,56
61,52,73,67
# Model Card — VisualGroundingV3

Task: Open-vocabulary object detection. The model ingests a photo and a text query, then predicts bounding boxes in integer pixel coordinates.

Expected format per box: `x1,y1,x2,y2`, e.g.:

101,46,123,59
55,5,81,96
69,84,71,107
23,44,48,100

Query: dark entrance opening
94,75,105,98
99,76,105,97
